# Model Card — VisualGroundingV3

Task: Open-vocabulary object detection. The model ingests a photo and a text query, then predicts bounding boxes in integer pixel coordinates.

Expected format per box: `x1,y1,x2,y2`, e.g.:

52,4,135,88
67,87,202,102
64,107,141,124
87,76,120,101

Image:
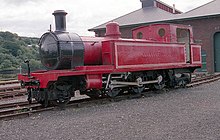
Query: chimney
52,10,67,32
173,4,176,13
140,0,156,8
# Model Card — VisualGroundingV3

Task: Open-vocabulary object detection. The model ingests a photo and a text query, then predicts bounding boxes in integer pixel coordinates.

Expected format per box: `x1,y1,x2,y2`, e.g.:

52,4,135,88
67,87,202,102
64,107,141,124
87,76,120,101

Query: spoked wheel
49,97,71,108
131,86,145,94
39,100,49,108
39,95,49,107
57,86,71,106
153,83,166,90
106,88,121,98
153,75,165,90
176,73,190,88
177,79,187,88
47,82,72,107
118,87,129,95
27,88,32,104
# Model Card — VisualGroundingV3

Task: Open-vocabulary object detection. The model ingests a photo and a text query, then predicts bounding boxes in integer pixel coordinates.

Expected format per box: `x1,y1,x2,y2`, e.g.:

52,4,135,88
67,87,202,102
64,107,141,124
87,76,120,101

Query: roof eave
170,13,220,22
89,14,220,32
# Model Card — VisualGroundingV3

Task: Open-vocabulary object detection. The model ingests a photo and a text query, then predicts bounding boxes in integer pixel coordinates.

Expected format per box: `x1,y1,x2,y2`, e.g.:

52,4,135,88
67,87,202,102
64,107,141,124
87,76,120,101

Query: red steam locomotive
18,10,202,106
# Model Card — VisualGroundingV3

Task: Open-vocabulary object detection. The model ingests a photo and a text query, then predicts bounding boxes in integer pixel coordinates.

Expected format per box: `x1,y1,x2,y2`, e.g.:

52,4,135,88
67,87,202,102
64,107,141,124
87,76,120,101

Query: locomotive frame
18,10,202,106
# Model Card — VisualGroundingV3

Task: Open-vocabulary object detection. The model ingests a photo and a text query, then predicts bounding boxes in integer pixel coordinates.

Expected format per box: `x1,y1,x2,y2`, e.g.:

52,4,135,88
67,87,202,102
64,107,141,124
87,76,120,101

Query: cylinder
86,75,102,89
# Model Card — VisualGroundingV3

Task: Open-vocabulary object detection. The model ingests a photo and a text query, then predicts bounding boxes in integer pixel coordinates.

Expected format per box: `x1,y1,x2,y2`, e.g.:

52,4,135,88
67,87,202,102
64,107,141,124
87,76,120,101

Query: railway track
0,89,27,100
0,80,26,100
0,102,52,120
0,73,220,120
0,98,94,120
0,79,18,84
0,80,21,91
0,73,218,100
188,73,220,87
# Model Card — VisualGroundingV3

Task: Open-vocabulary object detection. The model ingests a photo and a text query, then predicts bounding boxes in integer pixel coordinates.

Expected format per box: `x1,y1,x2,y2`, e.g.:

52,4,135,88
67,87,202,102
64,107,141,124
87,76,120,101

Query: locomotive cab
132,23,194,43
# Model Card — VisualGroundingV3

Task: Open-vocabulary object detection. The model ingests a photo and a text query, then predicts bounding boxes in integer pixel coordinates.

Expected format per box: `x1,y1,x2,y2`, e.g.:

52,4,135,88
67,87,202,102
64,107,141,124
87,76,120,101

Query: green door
214,32,220,72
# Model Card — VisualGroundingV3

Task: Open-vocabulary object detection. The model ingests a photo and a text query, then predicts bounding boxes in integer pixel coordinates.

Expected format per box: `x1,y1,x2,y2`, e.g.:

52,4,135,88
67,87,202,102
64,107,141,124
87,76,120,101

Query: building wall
141,0,181,14
156,2,181,14
173,17,220,73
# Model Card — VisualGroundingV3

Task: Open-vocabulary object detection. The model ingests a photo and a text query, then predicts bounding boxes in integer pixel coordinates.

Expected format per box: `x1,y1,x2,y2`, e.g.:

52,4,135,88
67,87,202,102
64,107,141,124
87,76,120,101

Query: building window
158,28,165,37
137,32,143,39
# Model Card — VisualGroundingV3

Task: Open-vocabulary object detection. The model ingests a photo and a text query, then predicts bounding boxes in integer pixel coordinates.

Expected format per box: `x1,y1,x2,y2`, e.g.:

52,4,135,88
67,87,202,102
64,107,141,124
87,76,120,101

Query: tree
1,41,21,56
0,31,42,72
0,59,13,69
0,31,18,41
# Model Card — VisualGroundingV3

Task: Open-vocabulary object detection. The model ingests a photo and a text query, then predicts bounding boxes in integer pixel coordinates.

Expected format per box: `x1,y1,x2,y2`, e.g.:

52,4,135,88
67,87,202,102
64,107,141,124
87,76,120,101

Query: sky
0,0,212,37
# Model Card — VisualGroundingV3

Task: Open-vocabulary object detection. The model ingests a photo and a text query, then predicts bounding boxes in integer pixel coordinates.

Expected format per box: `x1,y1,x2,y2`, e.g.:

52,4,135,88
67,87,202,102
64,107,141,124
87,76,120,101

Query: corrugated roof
89,0,218,31
89,7,176,31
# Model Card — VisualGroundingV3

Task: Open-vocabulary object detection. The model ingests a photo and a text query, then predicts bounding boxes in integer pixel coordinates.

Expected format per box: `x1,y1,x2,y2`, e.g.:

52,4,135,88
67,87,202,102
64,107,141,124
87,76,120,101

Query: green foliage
0,31,43,72
0,31,18,42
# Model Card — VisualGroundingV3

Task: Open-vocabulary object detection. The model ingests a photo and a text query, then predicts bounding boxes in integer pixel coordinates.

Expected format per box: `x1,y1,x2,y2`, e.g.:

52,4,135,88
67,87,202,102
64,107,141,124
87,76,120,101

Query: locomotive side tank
18,10,202,107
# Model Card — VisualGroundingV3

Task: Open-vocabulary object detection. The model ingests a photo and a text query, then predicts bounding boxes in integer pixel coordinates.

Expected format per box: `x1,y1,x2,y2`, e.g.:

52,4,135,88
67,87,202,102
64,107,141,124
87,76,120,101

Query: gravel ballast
1,80,220,140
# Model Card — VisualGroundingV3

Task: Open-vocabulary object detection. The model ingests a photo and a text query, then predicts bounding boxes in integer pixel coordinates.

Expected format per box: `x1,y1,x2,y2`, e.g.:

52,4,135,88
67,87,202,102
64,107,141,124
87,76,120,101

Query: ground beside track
1,80,220,140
